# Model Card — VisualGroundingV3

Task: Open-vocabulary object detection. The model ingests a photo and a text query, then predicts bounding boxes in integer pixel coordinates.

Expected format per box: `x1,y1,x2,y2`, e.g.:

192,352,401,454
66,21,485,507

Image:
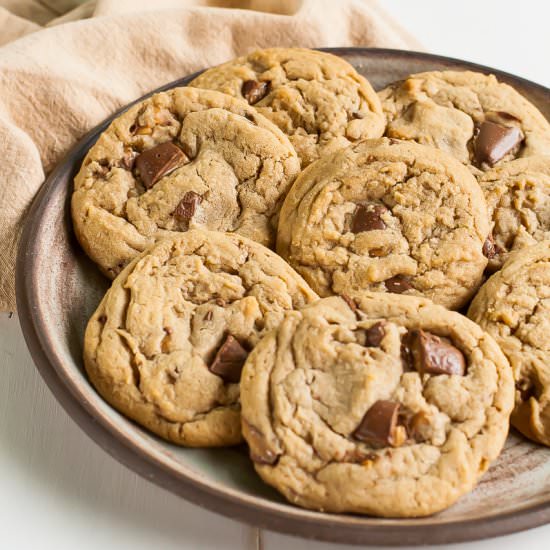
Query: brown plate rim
15,47,550,546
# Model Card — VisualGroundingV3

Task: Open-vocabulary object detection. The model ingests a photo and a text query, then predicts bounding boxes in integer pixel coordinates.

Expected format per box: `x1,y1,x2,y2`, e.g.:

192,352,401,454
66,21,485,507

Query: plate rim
15,47,550,546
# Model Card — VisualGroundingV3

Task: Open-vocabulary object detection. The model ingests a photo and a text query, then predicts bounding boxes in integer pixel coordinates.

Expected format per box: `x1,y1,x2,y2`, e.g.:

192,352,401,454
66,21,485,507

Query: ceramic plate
16,48,550,546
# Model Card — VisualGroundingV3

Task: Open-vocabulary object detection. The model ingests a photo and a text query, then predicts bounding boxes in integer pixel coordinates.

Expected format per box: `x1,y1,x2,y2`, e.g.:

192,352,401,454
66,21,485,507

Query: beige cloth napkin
0,0,419,312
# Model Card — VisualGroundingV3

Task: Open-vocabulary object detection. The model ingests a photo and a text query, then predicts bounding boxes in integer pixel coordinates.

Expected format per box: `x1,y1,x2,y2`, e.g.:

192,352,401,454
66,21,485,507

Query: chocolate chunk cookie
277,138,490,310
83,230,318,447
190,48,385,167
240,294,513,517
379,71,550,170
479,156,550,270
468,241,550,446
72,87,300,278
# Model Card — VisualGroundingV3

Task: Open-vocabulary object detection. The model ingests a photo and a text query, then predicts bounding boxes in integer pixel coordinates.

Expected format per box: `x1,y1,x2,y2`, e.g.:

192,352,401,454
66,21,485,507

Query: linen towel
0,0,419,311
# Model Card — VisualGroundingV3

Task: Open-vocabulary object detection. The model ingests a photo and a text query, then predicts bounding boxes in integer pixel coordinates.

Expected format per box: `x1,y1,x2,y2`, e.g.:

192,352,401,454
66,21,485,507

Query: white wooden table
2,1,549,548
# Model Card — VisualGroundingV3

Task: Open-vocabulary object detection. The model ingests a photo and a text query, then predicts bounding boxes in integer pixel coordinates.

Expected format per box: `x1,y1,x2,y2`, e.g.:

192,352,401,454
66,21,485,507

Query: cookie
190,48,385,167
468,241,550,446
72,86,300,278
277,138,490,310
379,71,550,170
83,230,318,447
479,156,550,270
240,294,513,517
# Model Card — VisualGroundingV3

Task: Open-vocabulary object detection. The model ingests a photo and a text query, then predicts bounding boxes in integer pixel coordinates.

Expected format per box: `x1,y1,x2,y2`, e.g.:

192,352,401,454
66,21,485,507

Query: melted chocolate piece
241,80,271,104
401,332,413,371
407,329,466,376
353,400,402,447
174,191,202,220
352,204,387,233
384,275,413,294
209,334,248,383
242,420,279,465
135,142,188,189
340,293,358,312
365,322,385,347
482,233,500,259
474,121,523,167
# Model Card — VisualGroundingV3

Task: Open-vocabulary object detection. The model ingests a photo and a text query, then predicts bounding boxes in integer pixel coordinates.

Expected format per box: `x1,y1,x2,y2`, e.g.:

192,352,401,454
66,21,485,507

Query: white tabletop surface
2,1,550,548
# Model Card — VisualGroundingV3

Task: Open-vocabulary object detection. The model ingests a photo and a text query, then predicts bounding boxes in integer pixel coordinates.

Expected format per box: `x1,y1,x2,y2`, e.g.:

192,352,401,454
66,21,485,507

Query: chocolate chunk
482,233,500,259
209,334,248,383
340,293,357,312
400,332,415,371
407,329,466,376
474,121,523,166
135,142,188,189
242,420,279,465
352,204,387,233
353,400,402,447
365,322,385,347
384,274,412,294
174,191,202,220
241,80,271,104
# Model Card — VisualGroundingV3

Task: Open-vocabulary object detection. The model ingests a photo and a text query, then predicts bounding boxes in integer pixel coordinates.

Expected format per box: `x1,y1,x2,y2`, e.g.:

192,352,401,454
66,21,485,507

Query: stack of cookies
72,48,550,518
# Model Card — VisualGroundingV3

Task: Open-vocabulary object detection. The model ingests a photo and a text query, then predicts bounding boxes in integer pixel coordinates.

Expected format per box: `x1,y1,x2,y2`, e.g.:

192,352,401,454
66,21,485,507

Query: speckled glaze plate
16,48,550,546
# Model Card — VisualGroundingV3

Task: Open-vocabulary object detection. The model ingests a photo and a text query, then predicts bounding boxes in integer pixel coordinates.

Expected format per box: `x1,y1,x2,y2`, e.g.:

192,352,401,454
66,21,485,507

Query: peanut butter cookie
468,241,550,446
277,138,490,310
379,71,550,170
72,87,300,278
83,230,317,447
190,48,385,167
478,156,550,270
240,294,513,516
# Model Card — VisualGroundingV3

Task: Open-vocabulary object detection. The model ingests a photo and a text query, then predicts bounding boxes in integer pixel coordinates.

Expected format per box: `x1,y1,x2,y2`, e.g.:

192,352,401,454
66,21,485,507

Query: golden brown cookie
478,156,550,270
190,48,385,167
468,241,550,446
379,71,550,170
72,87,300,278
240,294,513,517
84,230,318,447
277,138,490,310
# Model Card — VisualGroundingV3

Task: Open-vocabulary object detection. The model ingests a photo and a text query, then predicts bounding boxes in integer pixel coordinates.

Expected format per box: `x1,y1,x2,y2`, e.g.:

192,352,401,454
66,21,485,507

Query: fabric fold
0,0,419,311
